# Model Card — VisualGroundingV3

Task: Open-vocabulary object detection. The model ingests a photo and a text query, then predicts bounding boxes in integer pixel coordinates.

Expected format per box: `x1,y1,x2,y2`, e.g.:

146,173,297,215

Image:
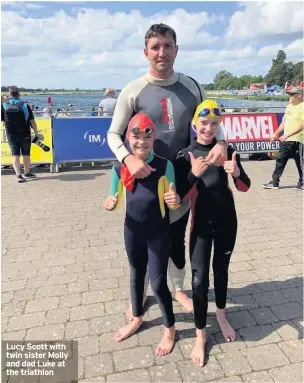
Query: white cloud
284,38,304,58
258,44,283,57
24,3,45,10
1,4,303,89
227,1,304,40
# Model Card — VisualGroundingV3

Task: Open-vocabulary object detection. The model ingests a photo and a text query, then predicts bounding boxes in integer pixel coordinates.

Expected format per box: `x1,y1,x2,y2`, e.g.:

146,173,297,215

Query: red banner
221,113,280,153
221,113,278,142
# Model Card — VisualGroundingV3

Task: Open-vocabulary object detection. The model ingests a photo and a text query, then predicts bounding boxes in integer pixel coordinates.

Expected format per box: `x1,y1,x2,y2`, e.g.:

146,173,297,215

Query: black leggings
124,219,175,328
272,141,302,183
190,224,237,329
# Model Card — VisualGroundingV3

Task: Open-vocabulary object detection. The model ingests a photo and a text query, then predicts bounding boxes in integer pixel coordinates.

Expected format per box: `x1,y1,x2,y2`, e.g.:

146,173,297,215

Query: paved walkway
1,160,303,382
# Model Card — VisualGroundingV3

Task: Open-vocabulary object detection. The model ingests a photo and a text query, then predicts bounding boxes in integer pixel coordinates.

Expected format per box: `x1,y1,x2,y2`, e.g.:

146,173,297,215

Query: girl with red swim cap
104,113,180,356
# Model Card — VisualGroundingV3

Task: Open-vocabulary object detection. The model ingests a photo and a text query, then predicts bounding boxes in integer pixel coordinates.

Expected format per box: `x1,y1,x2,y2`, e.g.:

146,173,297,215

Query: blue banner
53,118,116,163
276,112,285,126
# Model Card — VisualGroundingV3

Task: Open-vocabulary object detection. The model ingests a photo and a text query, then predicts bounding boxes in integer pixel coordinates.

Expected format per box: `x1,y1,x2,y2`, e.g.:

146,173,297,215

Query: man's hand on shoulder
123,154,155,179
205,141,227,166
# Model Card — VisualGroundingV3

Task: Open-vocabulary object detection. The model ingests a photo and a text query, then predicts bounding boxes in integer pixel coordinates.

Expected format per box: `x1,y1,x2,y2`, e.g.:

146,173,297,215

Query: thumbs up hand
223,151,240,177
104,193,119,211
189,152,209,178
164,182,180,206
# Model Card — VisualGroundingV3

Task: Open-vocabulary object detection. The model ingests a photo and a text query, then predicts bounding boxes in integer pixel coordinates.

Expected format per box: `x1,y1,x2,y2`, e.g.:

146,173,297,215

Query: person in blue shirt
90,106,97,116
104,112,180,356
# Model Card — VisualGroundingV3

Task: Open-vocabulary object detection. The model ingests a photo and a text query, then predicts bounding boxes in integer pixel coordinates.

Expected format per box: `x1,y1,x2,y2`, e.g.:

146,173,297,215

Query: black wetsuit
109,153,178,328
174,139,251,329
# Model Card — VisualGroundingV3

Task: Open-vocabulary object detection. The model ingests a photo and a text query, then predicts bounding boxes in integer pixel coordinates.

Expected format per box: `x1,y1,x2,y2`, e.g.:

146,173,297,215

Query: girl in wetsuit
174,100,251,367
104,113,180,356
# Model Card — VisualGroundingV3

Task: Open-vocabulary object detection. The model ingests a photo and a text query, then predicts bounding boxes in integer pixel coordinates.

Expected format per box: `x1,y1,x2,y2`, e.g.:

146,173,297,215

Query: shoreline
206,93,289,102
1,91,103,96
1,91,288,102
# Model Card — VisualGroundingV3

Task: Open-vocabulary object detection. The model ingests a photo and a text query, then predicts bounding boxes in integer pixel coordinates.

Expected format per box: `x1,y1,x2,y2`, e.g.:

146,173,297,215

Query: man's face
289,93,303,105
144,34,178,76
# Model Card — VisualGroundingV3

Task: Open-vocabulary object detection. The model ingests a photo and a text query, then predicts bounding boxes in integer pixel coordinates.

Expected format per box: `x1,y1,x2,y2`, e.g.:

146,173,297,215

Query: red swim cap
127,113,155,139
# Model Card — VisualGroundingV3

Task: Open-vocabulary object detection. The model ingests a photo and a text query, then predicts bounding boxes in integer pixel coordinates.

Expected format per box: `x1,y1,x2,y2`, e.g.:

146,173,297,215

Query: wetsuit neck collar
145,71,180,86
192,137,217,150
145,152,154,163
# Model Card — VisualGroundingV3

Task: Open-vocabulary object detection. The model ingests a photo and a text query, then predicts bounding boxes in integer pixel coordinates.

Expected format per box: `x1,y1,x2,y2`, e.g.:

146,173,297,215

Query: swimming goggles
198,108,221,117
130,127,154,135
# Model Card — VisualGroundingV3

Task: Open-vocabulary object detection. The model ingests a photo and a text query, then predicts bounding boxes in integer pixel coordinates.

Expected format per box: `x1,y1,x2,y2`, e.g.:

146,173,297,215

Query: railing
2,109,285,173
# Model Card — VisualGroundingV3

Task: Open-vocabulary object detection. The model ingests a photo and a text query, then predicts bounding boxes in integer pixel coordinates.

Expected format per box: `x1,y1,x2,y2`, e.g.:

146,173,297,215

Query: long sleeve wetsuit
109,152,179,328
174,139,251,329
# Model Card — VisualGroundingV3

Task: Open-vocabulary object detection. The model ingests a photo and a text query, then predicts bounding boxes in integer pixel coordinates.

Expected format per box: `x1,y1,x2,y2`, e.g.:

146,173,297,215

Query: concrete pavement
1,159,303,382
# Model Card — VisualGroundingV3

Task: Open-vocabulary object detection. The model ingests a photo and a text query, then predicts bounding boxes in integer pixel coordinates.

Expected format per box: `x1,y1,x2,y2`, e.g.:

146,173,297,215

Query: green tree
292,61,303,85
203,83,214,90
264,50,288,86
285,62,294,84
218,77,233,89
213,70,233,89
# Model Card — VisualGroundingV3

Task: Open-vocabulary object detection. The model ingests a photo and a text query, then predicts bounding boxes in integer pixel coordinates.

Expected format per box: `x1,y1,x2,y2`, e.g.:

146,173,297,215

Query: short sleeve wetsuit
108,152,179,328
174,139,251,329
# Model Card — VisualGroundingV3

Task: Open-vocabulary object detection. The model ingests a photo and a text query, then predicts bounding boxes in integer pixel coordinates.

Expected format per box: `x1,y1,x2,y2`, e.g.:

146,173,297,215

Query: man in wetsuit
107,23,228,315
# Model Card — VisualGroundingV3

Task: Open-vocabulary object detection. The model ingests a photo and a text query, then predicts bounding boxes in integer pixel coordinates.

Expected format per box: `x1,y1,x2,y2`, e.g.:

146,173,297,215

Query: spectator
98,88,117,116
1,86,39,182
42,107,53,118
90,106,98,116
262,87,303,190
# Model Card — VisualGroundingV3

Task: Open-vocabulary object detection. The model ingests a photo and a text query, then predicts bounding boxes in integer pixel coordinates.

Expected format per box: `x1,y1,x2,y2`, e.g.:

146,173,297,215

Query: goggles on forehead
130,126,154,135
198,108,221,117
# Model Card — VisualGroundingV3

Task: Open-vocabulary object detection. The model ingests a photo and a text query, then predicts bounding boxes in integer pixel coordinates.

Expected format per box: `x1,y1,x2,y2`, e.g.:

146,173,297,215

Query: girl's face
195,116,220,144
128,130,154,159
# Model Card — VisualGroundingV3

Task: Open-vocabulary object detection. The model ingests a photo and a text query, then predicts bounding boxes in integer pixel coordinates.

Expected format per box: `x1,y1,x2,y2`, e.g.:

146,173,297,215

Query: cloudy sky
1,1,303,89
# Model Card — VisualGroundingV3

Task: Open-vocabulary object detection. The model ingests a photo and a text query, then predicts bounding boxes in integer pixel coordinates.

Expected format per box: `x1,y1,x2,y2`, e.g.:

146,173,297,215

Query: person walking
262,87,303,190
1,86,39,183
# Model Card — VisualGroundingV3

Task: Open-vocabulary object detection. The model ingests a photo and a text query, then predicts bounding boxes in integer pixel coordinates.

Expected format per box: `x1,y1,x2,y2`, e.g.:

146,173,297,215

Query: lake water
22,93,288,115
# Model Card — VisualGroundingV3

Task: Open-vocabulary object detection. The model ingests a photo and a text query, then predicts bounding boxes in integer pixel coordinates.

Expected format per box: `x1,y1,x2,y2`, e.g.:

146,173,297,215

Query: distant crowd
1,87,118,118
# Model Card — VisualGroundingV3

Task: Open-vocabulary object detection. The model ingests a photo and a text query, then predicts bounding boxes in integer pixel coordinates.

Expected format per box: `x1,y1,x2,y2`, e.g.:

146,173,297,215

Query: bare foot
172,290,193,312
191,329,207,367
114,317,143,342
126,296,147,321
216,309,236,342
126,304,134,321
155,326,175,356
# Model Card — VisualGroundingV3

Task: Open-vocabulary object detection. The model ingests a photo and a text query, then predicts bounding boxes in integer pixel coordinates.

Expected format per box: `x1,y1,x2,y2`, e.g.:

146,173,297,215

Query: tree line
2,50,303,93
1,86,121,93
203,50,303,90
